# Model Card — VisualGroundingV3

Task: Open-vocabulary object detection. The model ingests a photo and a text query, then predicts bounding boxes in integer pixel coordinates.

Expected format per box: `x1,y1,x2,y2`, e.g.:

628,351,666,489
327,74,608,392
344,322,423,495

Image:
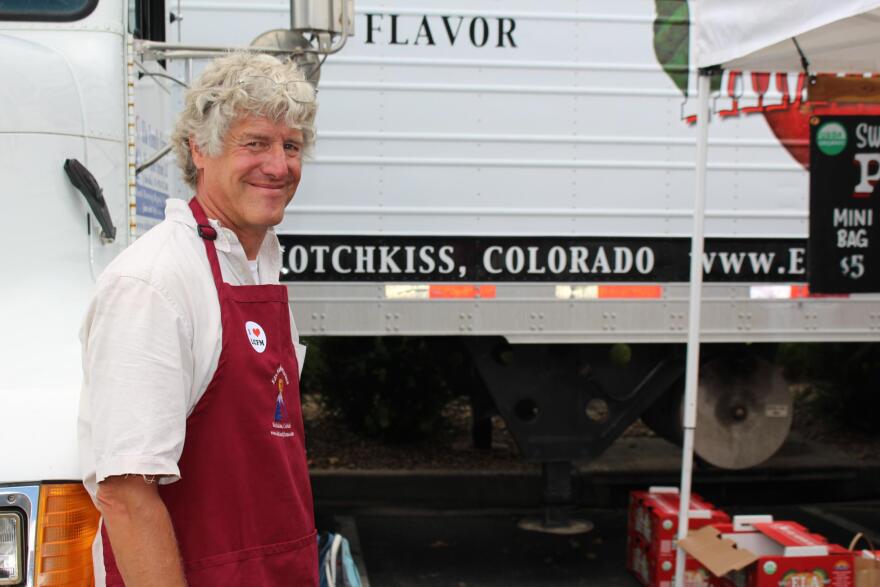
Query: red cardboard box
626,488,730,586
629,530,714,587
629,487,731,559
680,516,855,587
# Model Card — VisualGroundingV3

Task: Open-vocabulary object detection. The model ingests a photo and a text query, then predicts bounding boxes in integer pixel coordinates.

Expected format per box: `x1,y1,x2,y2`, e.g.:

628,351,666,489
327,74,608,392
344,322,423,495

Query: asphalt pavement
319,501,880,587
314,434,880,586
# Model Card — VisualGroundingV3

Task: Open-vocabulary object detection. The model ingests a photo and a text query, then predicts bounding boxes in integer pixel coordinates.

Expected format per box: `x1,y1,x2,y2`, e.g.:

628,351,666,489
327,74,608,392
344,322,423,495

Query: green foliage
777,343,880,433
299,337,465,443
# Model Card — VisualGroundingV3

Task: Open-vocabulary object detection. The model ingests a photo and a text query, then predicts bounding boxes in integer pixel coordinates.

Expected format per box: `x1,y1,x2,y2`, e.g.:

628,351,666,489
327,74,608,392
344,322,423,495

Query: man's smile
249,181,290,190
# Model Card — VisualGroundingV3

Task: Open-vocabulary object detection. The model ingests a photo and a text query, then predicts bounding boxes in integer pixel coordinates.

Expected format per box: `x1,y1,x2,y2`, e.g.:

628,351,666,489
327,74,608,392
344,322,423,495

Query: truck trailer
170,0,880,470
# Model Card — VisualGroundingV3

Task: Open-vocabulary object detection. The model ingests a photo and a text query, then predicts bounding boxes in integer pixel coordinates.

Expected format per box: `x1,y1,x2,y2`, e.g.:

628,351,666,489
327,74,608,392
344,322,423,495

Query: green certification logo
816,121,847,156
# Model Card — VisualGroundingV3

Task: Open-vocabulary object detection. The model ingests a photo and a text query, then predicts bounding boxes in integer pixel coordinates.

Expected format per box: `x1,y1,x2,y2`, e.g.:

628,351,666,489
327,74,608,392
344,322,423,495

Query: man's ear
190,137,206,169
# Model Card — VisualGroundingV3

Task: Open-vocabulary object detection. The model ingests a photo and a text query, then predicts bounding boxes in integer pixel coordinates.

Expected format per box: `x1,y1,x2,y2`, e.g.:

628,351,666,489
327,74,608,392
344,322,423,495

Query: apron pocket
185,530,317,573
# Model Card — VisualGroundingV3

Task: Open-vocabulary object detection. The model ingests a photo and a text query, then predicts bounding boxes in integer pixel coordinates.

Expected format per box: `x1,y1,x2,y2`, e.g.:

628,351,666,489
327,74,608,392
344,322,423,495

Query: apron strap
189,198,224,293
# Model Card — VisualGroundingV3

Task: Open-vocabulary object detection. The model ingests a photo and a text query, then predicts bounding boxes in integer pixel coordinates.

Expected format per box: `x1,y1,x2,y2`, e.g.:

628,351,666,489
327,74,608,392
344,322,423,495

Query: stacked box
723,522,852,587
629,530,715,587
626,488,730,587
681,517,855,587
629,488,731,560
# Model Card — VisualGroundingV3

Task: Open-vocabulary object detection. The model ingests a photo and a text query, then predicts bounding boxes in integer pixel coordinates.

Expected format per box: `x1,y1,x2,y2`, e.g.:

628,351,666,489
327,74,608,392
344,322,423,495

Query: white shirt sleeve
83,274,193,485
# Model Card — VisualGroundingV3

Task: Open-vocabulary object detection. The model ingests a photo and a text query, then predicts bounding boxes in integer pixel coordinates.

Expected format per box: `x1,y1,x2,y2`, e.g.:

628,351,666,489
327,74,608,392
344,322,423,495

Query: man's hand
97,476,187,587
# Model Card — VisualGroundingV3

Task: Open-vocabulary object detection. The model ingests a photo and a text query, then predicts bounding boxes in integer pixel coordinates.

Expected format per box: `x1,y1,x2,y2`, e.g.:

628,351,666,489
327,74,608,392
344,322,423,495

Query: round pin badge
245,321,267,353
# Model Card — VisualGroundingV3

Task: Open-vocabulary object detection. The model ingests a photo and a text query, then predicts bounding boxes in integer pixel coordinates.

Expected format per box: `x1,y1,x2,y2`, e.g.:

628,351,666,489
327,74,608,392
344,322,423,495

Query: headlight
0,510,23,586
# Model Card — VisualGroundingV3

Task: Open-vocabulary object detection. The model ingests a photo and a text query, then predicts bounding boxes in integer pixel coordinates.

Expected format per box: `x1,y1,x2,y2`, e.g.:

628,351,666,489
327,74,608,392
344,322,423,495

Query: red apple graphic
764,99,880,169
652,2,880,169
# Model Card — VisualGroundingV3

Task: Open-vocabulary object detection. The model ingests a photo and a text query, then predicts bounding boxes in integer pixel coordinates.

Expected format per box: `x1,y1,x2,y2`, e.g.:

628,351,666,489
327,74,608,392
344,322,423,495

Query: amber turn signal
35,484,99,587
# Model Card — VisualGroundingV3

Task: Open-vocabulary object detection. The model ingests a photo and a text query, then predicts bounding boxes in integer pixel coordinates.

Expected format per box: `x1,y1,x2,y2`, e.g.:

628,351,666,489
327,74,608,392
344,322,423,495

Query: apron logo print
271,366,295,438
245,320,267,353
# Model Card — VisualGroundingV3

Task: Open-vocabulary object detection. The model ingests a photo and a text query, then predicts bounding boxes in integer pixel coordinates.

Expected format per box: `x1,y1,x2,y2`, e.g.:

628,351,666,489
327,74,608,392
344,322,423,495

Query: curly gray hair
172,52,317,189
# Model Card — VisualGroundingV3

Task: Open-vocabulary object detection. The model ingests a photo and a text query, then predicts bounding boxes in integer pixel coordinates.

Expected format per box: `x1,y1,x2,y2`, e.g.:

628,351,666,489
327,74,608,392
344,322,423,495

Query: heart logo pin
244,321,267,353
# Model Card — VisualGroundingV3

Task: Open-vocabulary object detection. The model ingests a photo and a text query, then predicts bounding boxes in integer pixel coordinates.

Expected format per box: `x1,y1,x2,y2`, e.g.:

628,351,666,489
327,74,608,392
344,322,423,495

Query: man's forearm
97,476,187,587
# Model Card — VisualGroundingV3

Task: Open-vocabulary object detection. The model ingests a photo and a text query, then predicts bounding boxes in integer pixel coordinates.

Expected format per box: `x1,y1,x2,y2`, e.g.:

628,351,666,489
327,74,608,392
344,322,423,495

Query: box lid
752,522,829,556
647,493,715,519
679,526,760,577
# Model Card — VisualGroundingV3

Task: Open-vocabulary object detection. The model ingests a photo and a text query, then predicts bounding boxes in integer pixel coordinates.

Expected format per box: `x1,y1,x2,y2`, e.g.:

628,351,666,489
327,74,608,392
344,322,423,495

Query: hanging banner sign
809,115,880,293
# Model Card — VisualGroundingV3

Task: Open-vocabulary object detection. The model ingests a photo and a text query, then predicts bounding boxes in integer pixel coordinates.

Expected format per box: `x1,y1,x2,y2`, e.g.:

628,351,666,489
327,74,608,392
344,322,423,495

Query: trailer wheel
642,352,793,469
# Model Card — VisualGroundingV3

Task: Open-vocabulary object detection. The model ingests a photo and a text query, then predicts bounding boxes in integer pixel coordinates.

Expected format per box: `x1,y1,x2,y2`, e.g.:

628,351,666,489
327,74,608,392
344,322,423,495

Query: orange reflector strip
555,285,664,299
35,484,100,587
596,285,663,299
428,285,497,299
792,285,848,299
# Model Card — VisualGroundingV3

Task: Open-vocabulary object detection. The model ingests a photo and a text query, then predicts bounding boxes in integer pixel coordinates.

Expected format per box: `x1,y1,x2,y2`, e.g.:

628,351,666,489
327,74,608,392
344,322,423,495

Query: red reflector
791,285,849,299
429,285,497,299
597,285,663,299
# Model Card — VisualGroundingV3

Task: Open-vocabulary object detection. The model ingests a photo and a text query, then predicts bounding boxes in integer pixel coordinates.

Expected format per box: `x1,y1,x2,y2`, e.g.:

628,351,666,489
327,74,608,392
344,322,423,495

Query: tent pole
673,68,713,587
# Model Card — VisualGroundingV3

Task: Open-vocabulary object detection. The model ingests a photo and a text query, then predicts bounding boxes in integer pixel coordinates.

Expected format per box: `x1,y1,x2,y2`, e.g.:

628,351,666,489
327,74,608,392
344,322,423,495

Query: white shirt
78,198,305,499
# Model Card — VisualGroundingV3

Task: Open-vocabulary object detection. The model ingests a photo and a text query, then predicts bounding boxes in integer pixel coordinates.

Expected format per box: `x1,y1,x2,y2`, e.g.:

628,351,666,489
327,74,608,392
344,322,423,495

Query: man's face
192,115,304,233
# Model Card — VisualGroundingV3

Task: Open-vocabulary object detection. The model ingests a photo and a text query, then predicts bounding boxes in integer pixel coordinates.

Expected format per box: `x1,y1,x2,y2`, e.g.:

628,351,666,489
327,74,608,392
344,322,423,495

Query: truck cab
0,2,167,584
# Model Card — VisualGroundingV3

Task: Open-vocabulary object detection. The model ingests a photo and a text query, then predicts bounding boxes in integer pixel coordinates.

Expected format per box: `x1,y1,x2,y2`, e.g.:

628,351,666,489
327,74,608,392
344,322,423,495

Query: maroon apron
101,198,317,586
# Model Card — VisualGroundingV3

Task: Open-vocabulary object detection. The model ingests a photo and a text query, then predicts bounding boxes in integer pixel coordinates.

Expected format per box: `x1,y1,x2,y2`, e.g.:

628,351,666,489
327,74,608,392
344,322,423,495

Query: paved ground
319,501,880,587
313,433,880,509
314,434,880,586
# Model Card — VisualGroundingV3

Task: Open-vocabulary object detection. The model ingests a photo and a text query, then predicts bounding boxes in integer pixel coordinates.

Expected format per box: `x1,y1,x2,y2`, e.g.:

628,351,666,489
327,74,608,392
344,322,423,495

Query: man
78,52,318,586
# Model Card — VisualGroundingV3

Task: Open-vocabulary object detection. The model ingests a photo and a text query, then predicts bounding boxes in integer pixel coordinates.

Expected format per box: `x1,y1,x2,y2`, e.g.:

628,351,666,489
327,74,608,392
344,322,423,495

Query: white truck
2,0,878,583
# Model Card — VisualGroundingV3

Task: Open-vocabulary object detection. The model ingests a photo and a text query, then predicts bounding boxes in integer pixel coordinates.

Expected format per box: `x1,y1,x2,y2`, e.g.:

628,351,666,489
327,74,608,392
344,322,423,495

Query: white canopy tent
697,1,880,73
674,2,880,585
